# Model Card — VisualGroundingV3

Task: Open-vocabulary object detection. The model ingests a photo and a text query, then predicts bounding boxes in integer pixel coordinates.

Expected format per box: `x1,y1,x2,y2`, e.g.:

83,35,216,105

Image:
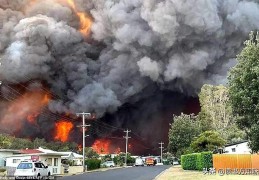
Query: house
224,141,251,154
60,152,83,166
6,147,64,175
0,149,19,167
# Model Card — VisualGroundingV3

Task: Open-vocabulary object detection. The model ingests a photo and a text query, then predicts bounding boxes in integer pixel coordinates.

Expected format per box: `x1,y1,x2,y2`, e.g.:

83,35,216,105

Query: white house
224,141,251,154
0,149,19,167
6,147,64,175
60,152,83,166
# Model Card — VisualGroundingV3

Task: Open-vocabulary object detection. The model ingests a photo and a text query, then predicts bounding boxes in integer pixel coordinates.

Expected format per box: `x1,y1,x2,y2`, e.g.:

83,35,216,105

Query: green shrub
200,152,213,169
0,168,6,172
196,153,202,171
181,152,213,171
85,159,101,171
181,153,199,170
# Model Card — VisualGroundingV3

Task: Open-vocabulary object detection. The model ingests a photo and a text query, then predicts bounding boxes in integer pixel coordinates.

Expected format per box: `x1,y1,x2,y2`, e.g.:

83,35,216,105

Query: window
54,158,58,166
232,148,236,152
40,163,46,168
53,167,57,174
47,158,52,166
13,159,20,163
17,163,33,169
35,163,42,168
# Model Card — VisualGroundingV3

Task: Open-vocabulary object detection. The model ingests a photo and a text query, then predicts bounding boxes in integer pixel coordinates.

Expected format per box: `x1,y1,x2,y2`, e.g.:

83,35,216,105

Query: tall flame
92,139,111,154
66,0,92,36
54,120,74,142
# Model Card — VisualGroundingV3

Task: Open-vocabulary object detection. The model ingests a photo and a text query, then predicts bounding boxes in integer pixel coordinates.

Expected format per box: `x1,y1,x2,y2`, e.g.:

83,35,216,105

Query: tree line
0,134,78,152
169,31,259,157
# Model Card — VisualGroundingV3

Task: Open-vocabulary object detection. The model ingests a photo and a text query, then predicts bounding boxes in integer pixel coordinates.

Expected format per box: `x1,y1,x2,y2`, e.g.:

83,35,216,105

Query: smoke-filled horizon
0,0,258,152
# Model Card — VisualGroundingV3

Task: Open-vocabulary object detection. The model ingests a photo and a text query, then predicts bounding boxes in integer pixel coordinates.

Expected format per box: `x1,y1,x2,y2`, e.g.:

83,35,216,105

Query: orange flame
54,120,74,142
27,112,40,124
65,0,92,36
115,147,121,154
78,144,83,152
0,91,50,132
92,139,111,154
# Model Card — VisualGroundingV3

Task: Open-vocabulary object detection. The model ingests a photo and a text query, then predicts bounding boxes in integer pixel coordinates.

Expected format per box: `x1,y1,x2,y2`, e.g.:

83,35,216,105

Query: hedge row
181,152,212,171
85,159,101,171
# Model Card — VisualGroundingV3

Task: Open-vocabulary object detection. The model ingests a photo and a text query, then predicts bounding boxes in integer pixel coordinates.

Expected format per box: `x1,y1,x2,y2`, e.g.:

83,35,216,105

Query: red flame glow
92,139,111,154
54,120,74,142
0,91,50,132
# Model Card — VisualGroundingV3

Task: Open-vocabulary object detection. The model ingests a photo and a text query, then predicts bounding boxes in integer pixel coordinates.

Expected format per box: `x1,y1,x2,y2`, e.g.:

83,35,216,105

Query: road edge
153,166,171,180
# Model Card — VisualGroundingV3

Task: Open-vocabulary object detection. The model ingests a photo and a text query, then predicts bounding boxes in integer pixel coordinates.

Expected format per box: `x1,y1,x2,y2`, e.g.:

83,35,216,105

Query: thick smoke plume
0,0,259,151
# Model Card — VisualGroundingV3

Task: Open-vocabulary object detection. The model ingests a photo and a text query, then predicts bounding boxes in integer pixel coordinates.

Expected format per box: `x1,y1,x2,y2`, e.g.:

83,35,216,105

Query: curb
153,166,172,180
55,166,126,178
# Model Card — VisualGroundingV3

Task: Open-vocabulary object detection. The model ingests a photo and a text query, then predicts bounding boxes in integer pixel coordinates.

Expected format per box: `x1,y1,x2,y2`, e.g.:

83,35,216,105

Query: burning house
0,0,259,154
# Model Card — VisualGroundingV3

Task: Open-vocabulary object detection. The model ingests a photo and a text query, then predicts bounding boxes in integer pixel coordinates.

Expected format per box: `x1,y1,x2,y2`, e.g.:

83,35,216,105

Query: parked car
101,161,115,167
14,160,50,179
146,158,155,166
135,157,144,166
172,160,179,165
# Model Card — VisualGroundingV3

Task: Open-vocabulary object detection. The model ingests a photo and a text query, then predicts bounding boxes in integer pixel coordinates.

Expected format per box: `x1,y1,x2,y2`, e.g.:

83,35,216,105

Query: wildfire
0,91,50,132
65,0,92,36
92,139,111,154
54,120,74,142
78,144,82,152
27,112,40,124
115,147,121,154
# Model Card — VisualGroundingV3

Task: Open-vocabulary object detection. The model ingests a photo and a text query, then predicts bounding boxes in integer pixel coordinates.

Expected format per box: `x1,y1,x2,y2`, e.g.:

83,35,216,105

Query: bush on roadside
85,159,101,171
200,152,213,169
181,152,213,171
181,153,199,170
0,168,6,172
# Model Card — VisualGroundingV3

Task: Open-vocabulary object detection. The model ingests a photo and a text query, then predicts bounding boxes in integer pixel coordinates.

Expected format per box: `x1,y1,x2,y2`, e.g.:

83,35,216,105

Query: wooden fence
213,154,259,170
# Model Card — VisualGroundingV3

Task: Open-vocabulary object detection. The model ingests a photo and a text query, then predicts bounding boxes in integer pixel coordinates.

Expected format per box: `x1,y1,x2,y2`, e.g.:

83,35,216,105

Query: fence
213,154,259,170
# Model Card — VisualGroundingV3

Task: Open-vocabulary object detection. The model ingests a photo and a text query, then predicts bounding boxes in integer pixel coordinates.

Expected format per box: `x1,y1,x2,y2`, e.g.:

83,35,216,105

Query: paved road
60,165,171,180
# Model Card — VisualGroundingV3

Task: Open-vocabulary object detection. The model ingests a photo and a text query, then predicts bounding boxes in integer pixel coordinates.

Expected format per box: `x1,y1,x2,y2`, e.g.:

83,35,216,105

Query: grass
157,166,259,180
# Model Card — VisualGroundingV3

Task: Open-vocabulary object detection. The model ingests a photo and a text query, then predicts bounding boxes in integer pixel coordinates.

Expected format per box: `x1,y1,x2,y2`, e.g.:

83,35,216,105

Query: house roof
19,149,43,154
5,147,65,158
225,140,248,147
59,152,83,159
0,149,20,153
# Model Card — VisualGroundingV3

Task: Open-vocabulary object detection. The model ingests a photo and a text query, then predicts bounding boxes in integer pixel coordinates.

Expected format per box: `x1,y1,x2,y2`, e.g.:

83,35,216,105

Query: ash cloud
0,0,259,130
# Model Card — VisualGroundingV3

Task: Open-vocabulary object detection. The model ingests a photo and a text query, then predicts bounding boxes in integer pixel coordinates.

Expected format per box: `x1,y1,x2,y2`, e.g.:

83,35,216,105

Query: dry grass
157,166,259,180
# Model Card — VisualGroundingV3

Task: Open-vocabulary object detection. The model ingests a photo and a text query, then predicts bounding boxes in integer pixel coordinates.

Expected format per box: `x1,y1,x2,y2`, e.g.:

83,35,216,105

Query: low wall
61,165,83,174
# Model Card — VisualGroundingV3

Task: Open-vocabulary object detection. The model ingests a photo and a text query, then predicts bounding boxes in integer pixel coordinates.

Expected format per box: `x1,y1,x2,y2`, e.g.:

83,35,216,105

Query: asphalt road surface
60,165,171,180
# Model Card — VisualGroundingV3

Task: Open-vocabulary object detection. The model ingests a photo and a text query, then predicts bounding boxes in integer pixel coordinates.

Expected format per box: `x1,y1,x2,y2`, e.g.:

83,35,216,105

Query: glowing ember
54,120,74,142
27,112,40,124
78,144,82,152
0,91,50,133
92,139,111,154
65,0,92,36
115,147,121,154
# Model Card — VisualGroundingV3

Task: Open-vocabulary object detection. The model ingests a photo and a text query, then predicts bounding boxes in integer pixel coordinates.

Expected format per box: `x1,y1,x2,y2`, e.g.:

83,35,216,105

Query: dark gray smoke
1,0,259,136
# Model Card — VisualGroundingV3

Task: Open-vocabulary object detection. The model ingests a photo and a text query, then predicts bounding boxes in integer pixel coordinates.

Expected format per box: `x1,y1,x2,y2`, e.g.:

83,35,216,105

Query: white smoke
1,0,259,118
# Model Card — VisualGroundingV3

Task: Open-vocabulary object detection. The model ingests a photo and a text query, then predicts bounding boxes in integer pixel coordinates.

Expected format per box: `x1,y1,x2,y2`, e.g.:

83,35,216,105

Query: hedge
200,152,213,169
181,153,199,170
181,152,212,171
85,159,101,171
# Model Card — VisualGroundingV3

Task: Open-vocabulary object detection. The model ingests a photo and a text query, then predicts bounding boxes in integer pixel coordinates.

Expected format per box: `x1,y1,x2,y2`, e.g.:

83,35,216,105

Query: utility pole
159,142,164,163
77,112,91,173
123,129,131,167
0,62,2,85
